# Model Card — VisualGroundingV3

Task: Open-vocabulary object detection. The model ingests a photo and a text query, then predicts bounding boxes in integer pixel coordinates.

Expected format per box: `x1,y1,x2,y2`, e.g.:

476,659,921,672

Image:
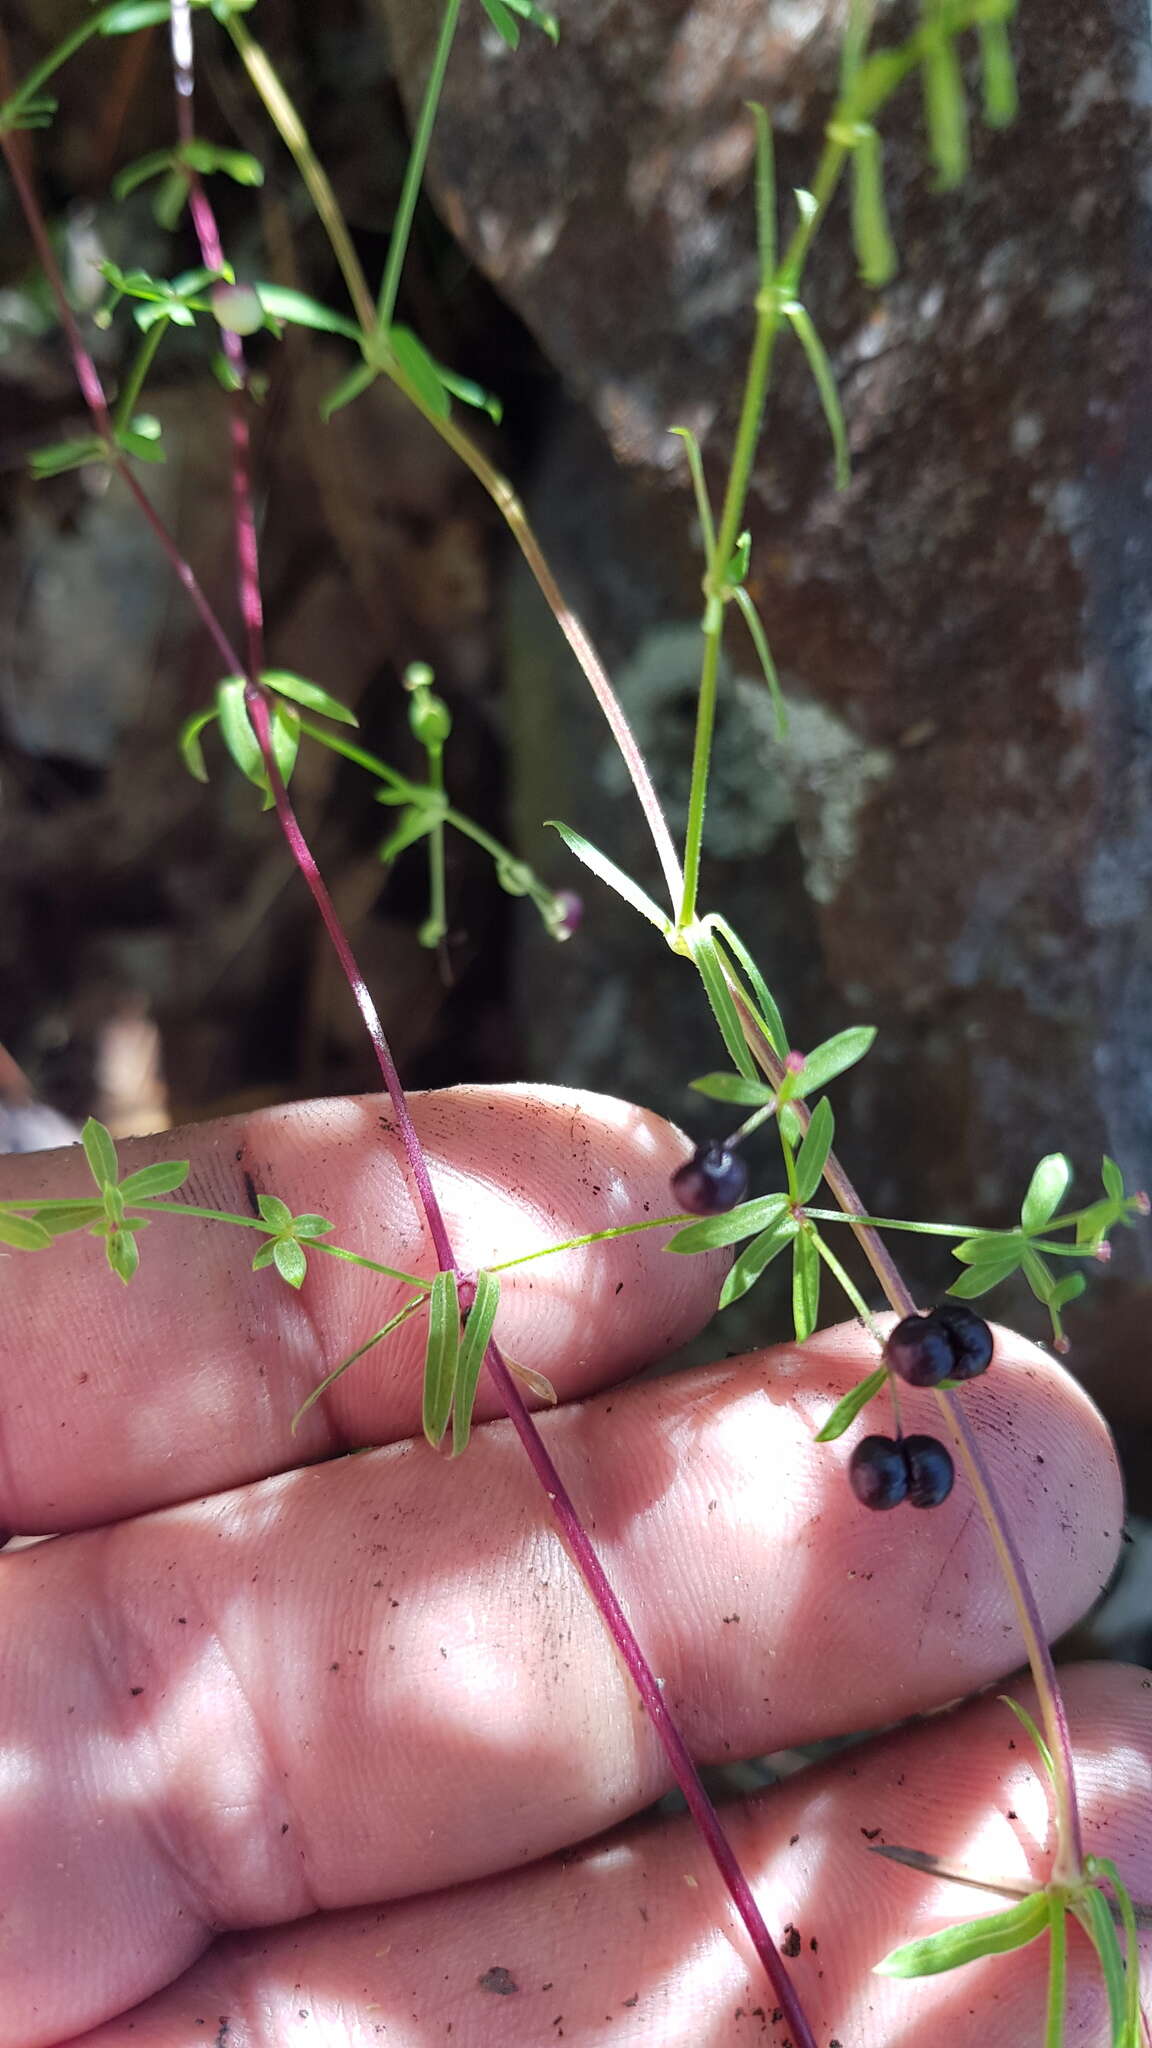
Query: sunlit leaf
792,1026,875,1096
82,1117,119,1192
875,1890,1049,1978
255,284,360,341
179,707,216,782
547,821,670,932
27,1200,101,1237
851,124,897,286
668,1192,790,1256
101,0,172,32
260,669,357,726
273,1237,308,1289
256,1193,293,1232
479,0,521,46
703,914,788,1058
718,1215,798,1308
1102,1156,1125,1204
689,1073,775,1106
379,806,438,864
0,1213,52,1250
452,1270,501,1457
685,927,758,1081
423,1269,461,1447
792,1227,821,1339
794,1096,834,1203
946,1252,1024,1299
106,1225,142,1282
1020,1153,1071,1232
118,1160,190,1202
216,676,263,784
388,325,451,419
815,1363,888,1443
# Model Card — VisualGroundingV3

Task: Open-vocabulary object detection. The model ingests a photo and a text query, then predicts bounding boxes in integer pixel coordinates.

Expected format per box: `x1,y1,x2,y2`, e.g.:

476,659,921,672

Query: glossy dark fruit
848,1434,909,1510
671,1141,750,1215
884,1312,956,1388
931,1300,994,1379
902,1434,956,1509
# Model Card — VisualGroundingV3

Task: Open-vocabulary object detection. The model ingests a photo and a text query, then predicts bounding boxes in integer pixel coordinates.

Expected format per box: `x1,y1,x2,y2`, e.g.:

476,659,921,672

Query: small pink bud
211,282,264,336
546,890,583,942
1135,1190,1151,1216
1095,1240,1112,1263
785,1050,806,1075
1054,1334,1072,1355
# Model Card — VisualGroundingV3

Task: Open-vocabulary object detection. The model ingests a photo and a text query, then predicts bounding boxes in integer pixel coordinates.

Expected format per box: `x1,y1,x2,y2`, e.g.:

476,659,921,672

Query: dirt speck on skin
781,1924,802,1957
478,1967,519,1995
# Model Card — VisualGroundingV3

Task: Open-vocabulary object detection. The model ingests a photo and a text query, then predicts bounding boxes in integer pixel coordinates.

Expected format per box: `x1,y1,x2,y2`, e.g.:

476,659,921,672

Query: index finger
0,1085,723,1532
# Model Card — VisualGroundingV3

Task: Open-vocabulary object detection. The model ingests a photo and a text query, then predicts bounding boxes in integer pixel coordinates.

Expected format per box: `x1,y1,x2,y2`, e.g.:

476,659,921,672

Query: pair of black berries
669,1142,996,1515
849,1303,994,1511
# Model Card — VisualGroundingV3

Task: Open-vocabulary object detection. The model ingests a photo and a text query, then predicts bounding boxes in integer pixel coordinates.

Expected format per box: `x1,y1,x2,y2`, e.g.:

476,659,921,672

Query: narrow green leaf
875,1890,1050,1978
501,0,559,40
703,914,788,1058
998,1694,1056,1783
267,699,301,798
117,425,166,463
437,366,503,423
479,0,520,46
27,1200,101,1237
423,1269,461,1448
668,1192,790,1256
1021,1153,1072,1232
785,302,850,489
215,676,263,784
321,362,377,420
686,928,758,1081
1086,1859,1141,2043
106,1226,141,1282
254,284,361,341
1021,1248,1055,1305
251,1240,277,1271
291,1214,334,1239
101,1,172,32
256,1193,293,1231
179,707,217,782
388,326,451,419
257,669,357,726
947,1254,1024,1299
112,149,174,201
1044,1893,1066,2048
452,1271,501,1457
118,1160,190,1202
153,169,190,232
1048,1272,1086,1312
689,1073,775,1106
182,142,265,187
292,1295,427,1432
719,1216,798,1308
273,1238,308,1289
792,1228,821,1340
794,1096,834,1204
1102,1156,1125,1203
814,1362,888,1442
953,1230,1023,1266
792,1026,876,1096
379,806,438,864
1077,1884,1127,2039
669,425,717,563
850,125,897,286
82,1117,119,1192
28,436,106,478
0,1213,52,1250
921,30,969,189
547,821,670,932
732,586,788,738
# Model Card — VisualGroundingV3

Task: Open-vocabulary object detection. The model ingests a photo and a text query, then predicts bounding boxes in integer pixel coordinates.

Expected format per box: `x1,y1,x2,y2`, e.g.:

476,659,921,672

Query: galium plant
0,0,1147,2040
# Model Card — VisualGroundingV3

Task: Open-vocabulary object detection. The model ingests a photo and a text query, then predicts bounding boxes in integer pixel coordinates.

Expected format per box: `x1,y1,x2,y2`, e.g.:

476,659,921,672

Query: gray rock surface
383,0,1152,1380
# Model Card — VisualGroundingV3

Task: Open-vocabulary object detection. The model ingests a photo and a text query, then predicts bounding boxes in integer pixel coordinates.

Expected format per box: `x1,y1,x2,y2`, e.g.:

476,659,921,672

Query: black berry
884,1313,955,1387
848,1435,909,1510
932,1300,994,1379
671,1141,749,1215
902,1434,955,1508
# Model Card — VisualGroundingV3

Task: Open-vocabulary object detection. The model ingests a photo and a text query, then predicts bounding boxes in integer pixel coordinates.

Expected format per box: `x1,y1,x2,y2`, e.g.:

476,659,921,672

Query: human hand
0,1085,1146,2046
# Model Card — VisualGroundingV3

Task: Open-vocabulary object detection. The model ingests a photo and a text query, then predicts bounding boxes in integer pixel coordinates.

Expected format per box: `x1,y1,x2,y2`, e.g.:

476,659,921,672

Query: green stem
0,9,107,130
488,1211,684,1273
425,740,448,943
113,316,170,433
811,1228,884,1342
376,0,464,335
126,1200,428,1288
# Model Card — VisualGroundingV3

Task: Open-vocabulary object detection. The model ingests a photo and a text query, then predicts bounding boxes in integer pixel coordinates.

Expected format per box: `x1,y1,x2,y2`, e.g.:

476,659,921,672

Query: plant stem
481,1336,817,2048
375,0,463,335
112,315,170,433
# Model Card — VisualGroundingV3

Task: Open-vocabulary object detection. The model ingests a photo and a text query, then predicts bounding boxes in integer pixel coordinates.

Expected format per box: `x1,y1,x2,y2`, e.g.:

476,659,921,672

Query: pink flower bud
785,1050,806,1075
546,890,583,942
1095,1240,1112,1263
1135,1190,1151,1216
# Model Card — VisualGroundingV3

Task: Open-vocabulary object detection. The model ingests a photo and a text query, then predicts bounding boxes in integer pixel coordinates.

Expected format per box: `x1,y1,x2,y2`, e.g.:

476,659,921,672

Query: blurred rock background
1,0,1151,1573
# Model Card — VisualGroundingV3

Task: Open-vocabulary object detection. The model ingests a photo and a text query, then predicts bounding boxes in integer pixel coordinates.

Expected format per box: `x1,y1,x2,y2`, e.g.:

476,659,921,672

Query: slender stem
481,1337,817,2048
0,9,104,129
376,0,463,334
811,1228,884,1342
112,315,170,432
223,13,377,336
488,1211,683,1272
126,1202,428,1288
425,740,448,943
